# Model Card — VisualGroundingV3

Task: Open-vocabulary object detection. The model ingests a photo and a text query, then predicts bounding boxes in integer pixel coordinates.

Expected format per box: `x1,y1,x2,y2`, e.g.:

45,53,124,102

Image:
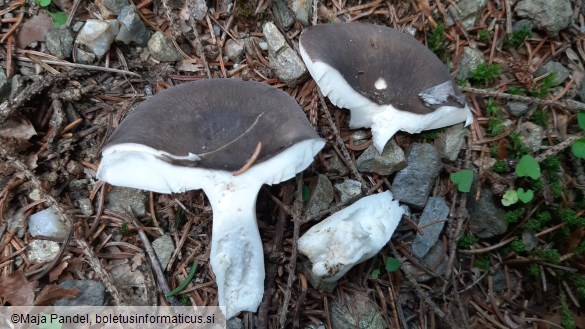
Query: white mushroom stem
204,181,264,319
298,191,404,282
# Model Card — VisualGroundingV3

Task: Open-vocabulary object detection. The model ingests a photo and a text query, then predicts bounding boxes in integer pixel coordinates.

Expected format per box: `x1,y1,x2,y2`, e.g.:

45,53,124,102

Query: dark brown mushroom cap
300,23,464,114
104,79,321,171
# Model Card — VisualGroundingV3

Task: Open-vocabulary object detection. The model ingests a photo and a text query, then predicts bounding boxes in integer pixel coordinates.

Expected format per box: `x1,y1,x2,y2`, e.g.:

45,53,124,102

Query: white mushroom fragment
298,191,404,282
299,23,473,152
97,79,325,318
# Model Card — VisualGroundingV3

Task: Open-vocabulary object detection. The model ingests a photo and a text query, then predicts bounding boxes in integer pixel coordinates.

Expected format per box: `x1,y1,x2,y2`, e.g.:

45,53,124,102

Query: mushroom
298,191,403,282
299,23,473,152
97,79,325,318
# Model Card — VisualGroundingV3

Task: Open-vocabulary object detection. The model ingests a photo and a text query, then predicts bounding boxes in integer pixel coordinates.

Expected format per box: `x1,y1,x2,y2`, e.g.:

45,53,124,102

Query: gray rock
326,152,349,176
492,268,518,292
391,143,443,209
522,229,539,251
224,39,244,62
262,22,307,86
446,0,488,29
78,198,94,217
411,197,450,259
506,101,530,117
516,121,544,152
76,19,120,57
457,46,485,81
45,27,74,59
535,61,570,86
27,240,60,263
330,292,386,329
9,75,24,100
306,174,334,216
190,0,208,21
148,31,181,62
100,0,129,15
54,280,106,306
515,0,572,36
434,123,467,162
106,186,146,216
0,68,9,102
513,19,534,32
403,241,448,282
75,48,96,64
152,234,174,269
356,141,406,175
291,0,312,26
468,187,507,238
217,0,233,13
272,0,294,30
28,207,71,240
116,5,151,46
227,318,243,329
579,79,585,102
334,179,362,202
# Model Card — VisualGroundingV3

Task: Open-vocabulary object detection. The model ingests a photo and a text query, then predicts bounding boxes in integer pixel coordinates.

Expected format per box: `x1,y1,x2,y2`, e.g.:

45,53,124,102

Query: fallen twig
462,86,585,112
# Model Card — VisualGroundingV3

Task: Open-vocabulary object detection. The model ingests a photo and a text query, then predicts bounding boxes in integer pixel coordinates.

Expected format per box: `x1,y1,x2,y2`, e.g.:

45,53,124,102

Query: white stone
298,191,403,282
28,207,70,240
76,19,120,57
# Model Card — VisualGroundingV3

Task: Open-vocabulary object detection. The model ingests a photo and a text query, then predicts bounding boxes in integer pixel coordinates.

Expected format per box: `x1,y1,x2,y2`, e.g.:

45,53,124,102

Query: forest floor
1,0,585,328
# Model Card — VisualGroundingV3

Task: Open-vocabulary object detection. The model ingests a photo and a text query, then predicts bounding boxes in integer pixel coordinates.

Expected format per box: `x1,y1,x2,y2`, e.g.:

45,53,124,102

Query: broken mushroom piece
299,23,473,152
96,79,325,318
298,191,403,282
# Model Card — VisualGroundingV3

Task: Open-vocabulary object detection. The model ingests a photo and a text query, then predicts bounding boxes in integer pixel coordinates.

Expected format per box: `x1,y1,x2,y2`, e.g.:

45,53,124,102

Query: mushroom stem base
206,183,265,319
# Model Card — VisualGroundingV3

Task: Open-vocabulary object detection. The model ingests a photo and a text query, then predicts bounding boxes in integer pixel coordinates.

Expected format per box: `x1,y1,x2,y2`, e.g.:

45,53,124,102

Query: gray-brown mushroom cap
299,23,473,152
300,23,465,114
104,79,321,171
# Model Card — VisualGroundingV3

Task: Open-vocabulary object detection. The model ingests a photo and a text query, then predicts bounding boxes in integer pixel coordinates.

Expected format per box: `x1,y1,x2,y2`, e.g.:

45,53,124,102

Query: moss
503,26,531,49
427,22,446,56
470,63,501,87
510,239,526,253
493,159,508,174
458,235,478,249
505,208,525,224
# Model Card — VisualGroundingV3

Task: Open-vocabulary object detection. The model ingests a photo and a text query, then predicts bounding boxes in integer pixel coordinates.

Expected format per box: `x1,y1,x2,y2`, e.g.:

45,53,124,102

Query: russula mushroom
97,79,325,318
298,191,403,282
299,23,473,152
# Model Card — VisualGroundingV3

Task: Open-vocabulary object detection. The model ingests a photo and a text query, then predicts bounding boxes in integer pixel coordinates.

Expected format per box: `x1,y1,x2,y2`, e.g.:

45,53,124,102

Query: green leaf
385,257,400,272
515,155,541,179
450,169,473,193
48,11,68,28
572,138,585,158
165,260,198,297
370,268,380,279
502,189,519,206
517,188,534,203
36,0,51,6
578,112,585,131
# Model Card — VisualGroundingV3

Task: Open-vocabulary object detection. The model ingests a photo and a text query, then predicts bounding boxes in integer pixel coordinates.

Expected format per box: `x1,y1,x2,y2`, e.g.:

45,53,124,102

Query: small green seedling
516,188,534,203
502,189,519,206
503,155,541,206
572,112,585,159
450,169,473,193
35,0,69,28
515,155,541,179
48,11,68,28
371,257,400,279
